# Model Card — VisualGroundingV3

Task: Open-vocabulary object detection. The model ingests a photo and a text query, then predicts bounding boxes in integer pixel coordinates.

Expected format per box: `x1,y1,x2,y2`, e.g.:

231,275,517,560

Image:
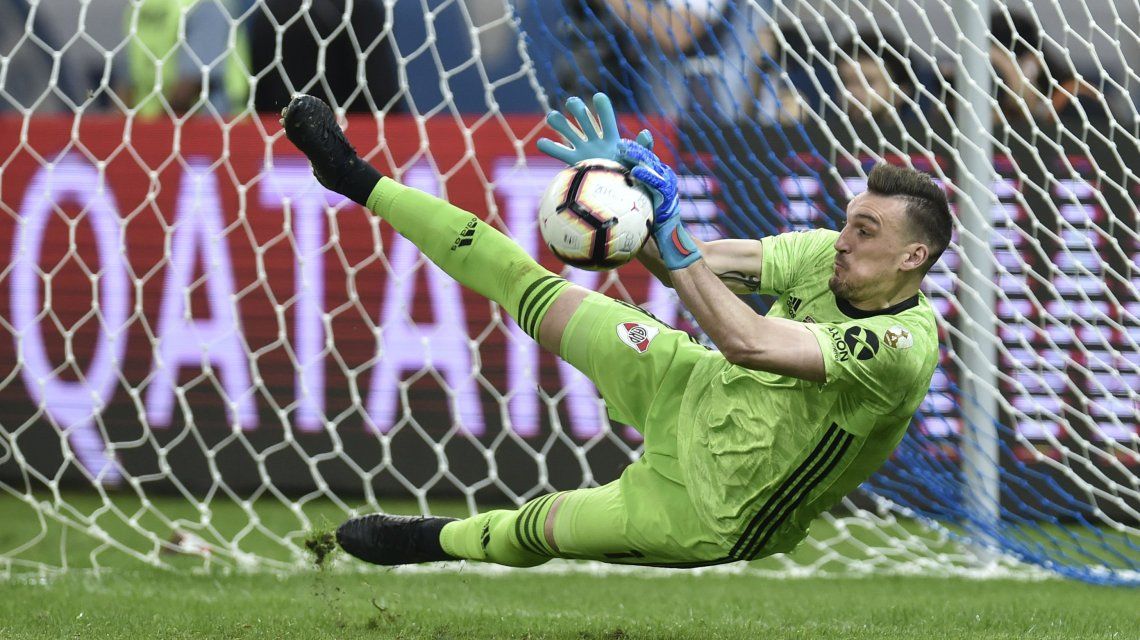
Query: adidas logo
787,295,803,318
451,218,478,250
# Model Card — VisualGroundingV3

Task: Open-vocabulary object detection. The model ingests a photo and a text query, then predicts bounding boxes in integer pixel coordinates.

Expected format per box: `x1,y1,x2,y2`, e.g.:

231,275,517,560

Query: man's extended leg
282,95,586,351
336,467,728,569
337,494,566,568
439,458,730,568
437,493,567,567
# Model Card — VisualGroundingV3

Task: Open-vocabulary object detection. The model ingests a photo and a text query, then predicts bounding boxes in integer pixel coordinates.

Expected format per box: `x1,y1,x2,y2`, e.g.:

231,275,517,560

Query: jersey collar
836,293,920,319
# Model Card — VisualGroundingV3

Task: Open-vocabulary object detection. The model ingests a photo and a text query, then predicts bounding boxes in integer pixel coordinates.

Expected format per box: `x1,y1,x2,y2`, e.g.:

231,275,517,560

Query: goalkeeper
282,92,947,568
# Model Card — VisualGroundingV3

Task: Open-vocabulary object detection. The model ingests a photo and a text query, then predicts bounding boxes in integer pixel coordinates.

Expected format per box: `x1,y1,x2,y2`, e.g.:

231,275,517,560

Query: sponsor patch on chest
616,322,659,353
884,325,913,349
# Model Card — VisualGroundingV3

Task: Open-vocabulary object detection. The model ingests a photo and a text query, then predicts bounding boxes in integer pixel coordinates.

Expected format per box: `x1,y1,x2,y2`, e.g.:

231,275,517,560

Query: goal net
0,0,1137,584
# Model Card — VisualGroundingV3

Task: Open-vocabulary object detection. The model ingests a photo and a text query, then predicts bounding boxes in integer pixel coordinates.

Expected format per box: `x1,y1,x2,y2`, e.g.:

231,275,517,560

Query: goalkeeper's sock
366,178,570,339
438,494,563,568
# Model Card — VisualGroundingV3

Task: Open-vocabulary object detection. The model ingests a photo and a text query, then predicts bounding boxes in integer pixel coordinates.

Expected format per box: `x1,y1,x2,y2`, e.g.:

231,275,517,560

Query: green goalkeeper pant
439,294,728,567
366,178,727,567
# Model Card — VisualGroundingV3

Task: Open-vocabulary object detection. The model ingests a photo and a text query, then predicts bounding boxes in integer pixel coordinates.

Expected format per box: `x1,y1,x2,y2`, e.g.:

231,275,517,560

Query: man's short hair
865,163,952,270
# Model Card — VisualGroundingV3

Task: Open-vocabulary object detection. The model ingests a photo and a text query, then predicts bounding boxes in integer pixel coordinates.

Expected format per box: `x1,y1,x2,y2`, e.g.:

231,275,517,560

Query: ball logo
616,322,659,353
843,326,880,361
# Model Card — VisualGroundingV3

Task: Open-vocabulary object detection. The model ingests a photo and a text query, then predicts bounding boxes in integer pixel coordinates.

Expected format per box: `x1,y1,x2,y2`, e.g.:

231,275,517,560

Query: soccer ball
537,159,654,270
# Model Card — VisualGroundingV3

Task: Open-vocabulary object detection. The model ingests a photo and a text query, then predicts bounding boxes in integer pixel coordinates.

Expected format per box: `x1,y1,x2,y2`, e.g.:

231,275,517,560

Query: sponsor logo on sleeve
883,325,913,349
616,322,659,353
824,325,850,362
843,326,880,361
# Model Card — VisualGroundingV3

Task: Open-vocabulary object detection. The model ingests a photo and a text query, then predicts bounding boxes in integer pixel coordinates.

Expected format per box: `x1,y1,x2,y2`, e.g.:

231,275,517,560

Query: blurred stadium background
0,0,1138,628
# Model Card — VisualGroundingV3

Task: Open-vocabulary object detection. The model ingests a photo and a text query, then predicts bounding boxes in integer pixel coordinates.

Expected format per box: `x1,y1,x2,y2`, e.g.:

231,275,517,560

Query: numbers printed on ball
537,159,654,270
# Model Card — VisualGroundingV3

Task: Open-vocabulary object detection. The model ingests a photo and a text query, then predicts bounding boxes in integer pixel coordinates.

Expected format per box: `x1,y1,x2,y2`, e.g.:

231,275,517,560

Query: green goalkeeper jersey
675,228,939,560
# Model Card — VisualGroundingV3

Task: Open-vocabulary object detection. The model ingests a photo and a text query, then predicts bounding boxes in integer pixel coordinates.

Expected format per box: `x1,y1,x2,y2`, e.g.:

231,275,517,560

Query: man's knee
537,285,590,354
543,493,569,553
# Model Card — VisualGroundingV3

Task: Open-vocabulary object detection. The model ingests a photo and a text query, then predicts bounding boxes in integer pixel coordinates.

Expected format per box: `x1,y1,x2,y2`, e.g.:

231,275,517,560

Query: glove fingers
536,138,577,165
545,110,586,146
630,166,668,211
636,129,654,150
629,165,650,187
617,139,650,167
565,97,600,141
593,93,620,142
630,164,664,190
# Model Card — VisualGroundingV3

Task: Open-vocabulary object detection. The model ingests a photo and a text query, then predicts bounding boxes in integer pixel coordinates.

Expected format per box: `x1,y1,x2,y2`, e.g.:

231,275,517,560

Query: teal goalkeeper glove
616,140,701,271
537,93,654,166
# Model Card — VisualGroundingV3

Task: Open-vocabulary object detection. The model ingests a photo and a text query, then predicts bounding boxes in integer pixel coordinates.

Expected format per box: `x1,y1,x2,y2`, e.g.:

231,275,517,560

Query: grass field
1,493,1137,639
5,569,1140,639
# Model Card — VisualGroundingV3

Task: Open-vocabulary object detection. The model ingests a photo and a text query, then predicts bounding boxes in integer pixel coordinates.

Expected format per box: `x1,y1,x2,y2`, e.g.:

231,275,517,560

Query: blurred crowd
550,1,1120,128
0,0,1129,128
0,0,404,116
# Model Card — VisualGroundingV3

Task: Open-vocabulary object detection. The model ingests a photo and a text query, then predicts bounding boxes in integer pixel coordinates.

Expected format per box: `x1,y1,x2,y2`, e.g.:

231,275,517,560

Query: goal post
952,0,1002,544
0,0,1138,584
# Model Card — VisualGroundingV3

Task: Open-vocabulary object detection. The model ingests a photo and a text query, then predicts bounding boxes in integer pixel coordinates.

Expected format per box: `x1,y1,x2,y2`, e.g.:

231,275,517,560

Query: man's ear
900,242,929,272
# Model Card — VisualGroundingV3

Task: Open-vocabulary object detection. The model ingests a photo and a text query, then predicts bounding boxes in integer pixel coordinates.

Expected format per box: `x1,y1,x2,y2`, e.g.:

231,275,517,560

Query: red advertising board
0,114,678,494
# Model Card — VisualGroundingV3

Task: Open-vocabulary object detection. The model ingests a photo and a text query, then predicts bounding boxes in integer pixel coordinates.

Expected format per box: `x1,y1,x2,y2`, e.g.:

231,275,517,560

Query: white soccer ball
537,159,654,270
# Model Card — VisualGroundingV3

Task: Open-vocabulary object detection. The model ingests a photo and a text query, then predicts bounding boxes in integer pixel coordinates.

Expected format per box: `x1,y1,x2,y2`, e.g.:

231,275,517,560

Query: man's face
829,192,919,302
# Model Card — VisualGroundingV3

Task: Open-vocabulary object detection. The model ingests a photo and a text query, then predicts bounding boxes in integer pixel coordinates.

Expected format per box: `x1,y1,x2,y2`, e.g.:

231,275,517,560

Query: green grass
1,493,1137,639
2,569,1136,639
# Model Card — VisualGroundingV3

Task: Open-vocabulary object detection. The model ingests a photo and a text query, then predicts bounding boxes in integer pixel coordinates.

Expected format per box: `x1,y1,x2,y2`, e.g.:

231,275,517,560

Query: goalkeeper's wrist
336,158,383,207
652,216,702,270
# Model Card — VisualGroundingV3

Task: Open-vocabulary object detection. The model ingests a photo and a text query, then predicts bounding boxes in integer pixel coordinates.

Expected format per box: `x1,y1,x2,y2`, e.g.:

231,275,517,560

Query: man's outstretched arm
638,236,763,294
669,260,825,381
618,141,825,382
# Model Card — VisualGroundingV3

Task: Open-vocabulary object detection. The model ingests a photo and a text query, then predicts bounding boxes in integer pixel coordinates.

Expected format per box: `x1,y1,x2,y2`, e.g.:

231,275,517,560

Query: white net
0,0,1137,584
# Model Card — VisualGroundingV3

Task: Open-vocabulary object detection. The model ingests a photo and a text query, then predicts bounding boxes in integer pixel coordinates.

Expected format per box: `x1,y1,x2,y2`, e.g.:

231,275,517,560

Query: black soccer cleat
280,94,382,206
336,514,459,566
